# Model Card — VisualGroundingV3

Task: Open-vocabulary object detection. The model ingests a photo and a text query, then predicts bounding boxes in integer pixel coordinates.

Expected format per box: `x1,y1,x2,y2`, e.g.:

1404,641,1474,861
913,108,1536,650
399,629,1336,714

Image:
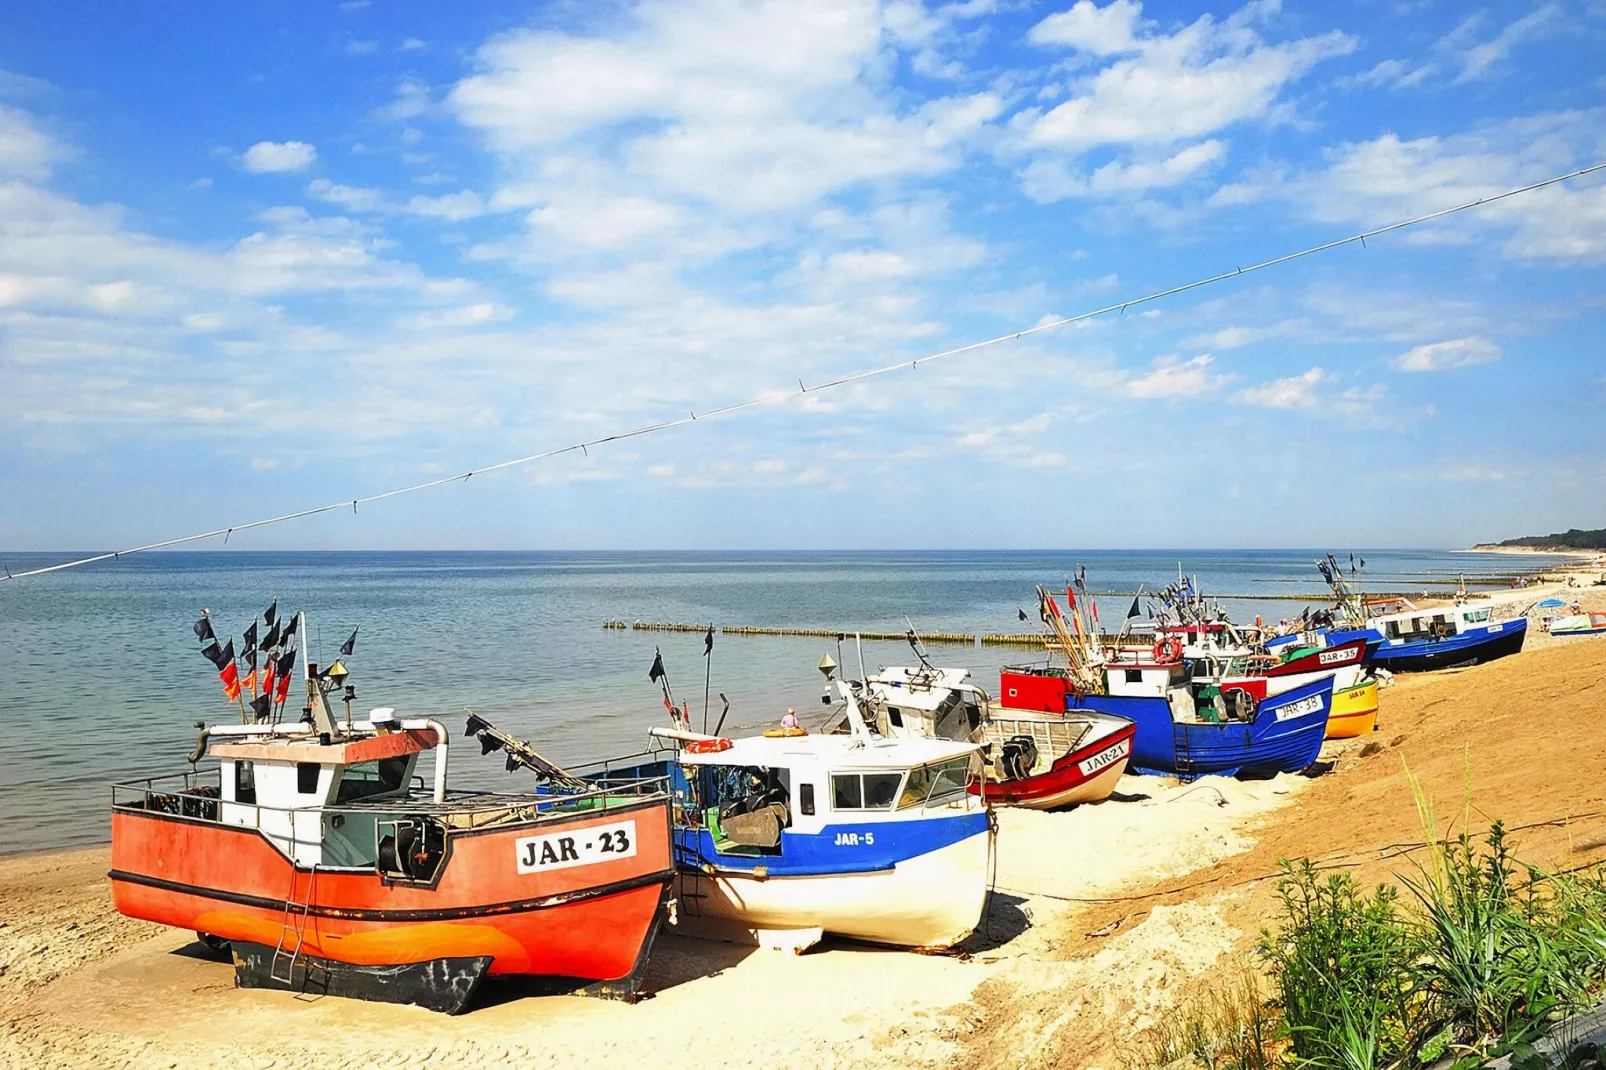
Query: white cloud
1221,111,1606,263
406,190,487,222
1392,336,1502,372
1236,367,1326,409
1017,4,1355,154
1027,0,1145,56
449,1,994,215
1341,4,1564,91
1122,354,1229,399
1448,4,1564,83
1021,139,1226,201
307,178,385,212
0,102,64,179
399,38,426,52
241,140,318,173
399,302,515,330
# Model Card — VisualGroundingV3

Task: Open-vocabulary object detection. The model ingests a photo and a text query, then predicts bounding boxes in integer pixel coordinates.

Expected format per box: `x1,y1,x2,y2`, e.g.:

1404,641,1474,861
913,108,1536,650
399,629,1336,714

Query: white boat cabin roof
1369,602,1495,628
677,731,979,771
866,666,983,712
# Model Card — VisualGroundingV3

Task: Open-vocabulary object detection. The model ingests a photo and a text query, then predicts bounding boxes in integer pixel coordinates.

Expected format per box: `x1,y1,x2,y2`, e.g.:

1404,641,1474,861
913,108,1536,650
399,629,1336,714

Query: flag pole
701,625,714,735
232,644,248,724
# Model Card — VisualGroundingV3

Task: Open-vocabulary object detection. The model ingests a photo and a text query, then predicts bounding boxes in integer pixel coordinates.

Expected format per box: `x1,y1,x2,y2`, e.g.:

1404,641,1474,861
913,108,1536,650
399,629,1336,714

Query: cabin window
296,762,321,795
1464,608,1491,623
864,773,900,808
927,757,972,802
831,772,902,811
887,706,903,728
898,765,934,808
234,760,257,804
799,783,815,816
1125,669,1143,683
335,756,412,803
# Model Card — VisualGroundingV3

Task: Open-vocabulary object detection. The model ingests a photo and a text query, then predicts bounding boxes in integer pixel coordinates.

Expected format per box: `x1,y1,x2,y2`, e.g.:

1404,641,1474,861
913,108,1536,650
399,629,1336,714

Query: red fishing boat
110,612,675,1013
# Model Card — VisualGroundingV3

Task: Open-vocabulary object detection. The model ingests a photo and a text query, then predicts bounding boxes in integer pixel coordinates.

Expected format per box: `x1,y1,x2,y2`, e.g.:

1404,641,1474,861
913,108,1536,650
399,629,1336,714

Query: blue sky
1,0,1603,555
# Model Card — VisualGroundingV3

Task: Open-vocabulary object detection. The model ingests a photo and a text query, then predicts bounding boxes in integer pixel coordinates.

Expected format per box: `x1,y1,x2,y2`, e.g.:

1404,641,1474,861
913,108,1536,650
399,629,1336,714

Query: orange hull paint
110,800,672,982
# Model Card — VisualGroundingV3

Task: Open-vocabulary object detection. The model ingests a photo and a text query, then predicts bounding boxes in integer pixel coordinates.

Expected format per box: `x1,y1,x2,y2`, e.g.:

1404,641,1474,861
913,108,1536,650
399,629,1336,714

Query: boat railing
111,772,673,830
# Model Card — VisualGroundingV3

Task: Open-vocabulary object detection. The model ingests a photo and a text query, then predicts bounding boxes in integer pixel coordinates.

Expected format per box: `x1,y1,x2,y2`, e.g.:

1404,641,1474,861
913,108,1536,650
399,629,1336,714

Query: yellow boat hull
1327,677,1379,739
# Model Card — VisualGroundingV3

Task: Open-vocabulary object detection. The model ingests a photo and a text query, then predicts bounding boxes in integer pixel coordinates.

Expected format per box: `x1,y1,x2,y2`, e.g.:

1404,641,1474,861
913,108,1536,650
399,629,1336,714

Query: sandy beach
4,616,1605,1069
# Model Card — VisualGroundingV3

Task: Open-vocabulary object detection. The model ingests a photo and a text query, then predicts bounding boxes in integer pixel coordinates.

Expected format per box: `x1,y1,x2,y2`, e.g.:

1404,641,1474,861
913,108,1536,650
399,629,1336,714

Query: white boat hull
672,827,993,950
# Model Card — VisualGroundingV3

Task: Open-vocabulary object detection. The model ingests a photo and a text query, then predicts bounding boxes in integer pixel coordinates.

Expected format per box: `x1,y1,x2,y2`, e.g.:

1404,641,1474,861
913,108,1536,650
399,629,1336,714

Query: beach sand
4,635,1606,1068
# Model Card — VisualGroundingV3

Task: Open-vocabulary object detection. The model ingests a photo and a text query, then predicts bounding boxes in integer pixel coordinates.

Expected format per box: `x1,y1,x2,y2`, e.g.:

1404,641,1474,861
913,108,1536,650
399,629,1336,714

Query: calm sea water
0,548,1560,853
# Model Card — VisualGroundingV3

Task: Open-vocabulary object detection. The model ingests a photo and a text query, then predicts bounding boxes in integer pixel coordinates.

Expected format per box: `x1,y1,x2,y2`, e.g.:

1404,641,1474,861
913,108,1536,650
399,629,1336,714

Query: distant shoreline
1461,545,1603,558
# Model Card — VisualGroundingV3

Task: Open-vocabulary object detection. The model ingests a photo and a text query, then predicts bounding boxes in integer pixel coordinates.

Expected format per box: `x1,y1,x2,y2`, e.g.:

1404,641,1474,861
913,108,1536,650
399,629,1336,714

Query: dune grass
1133,817,1606,1070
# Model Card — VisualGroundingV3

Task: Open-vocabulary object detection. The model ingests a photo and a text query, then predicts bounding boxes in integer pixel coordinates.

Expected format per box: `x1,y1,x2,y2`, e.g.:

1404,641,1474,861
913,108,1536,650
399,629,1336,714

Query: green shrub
1135,823,1606,1070
1259,861,1418,1069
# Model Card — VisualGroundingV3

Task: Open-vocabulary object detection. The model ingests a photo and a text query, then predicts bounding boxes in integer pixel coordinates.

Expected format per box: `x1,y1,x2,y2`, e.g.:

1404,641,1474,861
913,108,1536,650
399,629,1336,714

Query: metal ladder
1173,720,1194,778
269,864,316,986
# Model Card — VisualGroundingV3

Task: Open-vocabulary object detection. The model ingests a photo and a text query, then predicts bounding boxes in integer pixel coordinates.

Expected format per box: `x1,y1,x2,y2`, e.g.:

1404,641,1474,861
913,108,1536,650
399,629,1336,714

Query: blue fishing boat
1001,662,1332,780
1001,583,1333,780
1366,605,1527,671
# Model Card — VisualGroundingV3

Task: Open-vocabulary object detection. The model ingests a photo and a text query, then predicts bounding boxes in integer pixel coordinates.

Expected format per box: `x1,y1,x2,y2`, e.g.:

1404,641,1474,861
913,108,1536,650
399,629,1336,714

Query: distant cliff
1473,528,1606,551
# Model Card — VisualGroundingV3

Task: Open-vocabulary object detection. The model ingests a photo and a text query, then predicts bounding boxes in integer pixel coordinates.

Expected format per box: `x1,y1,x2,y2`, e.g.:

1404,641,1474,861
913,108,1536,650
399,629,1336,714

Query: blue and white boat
1365,602,1527,672
1003,660,1333,780
584,678,993,953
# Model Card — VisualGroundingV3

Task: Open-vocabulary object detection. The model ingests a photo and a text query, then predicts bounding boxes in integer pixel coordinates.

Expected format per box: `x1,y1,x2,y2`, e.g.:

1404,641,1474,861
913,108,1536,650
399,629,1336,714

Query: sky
1,0,1603,556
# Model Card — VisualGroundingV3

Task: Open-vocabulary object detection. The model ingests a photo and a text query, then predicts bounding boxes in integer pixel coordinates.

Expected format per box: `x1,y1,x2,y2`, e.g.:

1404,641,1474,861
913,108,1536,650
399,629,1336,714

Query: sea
0,548,1567,854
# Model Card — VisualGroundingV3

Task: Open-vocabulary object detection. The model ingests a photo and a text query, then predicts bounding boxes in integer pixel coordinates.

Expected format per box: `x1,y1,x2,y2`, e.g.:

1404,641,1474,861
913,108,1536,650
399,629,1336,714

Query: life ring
1151,637,1183,663
762,727,808,738
685,737,733,754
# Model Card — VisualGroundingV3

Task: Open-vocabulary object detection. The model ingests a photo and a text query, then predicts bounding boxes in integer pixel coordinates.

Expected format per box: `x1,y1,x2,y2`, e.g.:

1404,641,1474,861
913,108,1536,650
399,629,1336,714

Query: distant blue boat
1368,607,1527,672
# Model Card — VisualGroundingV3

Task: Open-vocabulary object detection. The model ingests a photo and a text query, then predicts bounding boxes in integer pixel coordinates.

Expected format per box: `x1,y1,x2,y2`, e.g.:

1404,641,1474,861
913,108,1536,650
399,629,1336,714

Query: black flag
1126,596,1141,620
702,627,713,658
242,621,258,657
261,621,281,652
263,601,277,628
249,693,271,721
193,614,215,643
1018,607,1028,622
280,614,299,650
1359,556,1366,569
648,650,665,683
201,641,227,669
339,627,358,658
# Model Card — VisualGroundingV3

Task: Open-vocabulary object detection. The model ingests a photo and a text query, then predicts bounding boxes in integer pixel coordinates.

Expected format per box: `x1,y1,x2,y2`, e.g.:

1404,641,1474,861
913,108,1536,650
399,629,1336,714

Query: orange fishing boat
110,612,675,1013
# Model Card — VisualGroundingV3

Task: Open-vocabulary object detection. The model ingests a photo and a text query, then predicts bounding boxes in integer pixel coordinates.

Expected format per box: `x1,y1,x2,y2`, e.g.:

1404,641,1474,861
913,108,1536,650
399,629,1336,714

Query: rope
996,808,1606,906
5,160,1603,584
